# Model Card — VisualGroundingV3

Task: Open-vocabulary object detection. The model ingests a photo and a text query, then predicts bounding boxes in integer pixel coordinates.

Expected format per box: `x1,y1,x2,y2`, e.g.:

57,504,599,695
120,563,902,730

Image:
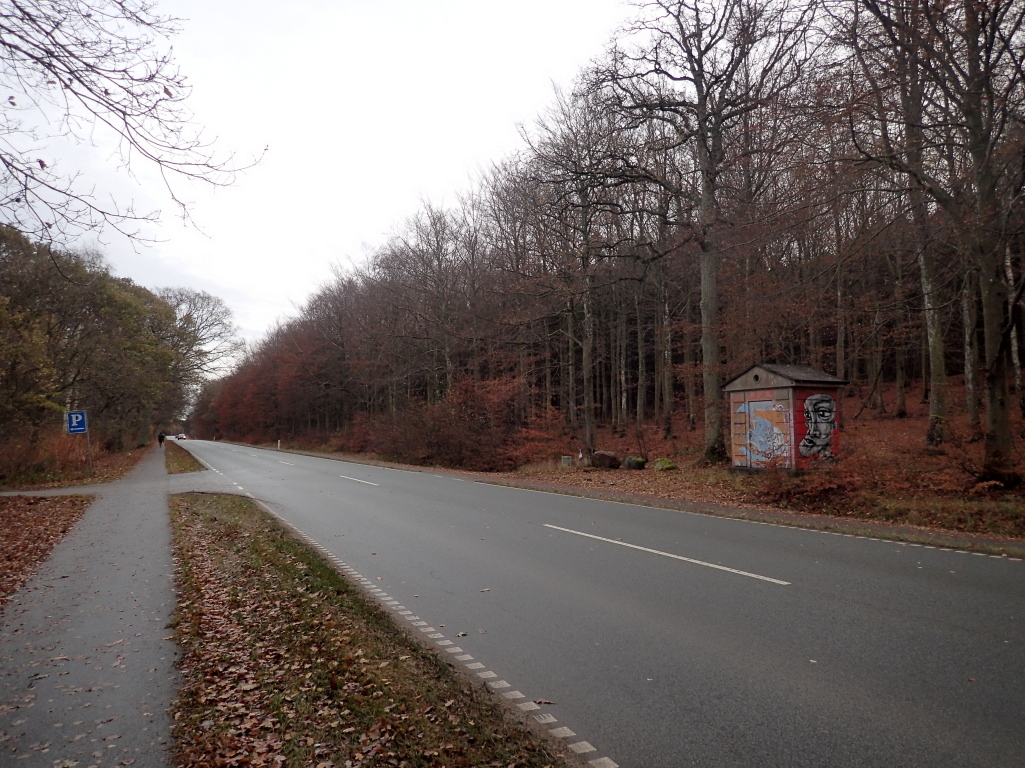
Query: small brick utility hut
723,364,848,470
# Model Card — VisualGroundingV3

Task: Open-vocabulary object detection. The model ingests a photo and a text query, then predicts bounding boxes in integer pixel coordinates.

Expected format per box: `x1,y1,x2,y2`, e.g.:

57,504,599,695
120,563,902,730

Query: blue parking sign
66,411,88,434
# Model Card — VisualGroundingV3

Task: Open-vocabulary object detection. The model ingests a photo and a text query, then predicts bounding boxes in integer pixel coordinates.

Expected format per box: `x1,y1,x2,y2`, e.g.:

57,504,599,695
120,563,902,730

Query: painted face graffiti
799,393,837,458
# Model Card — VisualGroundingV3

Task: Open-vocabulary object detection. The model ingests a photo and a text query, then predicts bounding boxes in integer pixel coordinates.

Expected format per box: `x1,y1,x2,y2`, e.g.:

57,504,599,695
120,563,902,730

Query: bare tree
608,0,818,461
842,0,1025,482
157,286,242,402
0,0,249,244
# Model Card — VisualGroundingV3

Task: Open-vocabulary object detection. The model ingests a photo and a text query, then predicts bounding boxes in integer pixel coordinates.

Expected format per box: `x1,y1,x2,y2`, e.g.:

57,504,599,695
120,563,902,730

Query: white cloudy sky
72,0,634,340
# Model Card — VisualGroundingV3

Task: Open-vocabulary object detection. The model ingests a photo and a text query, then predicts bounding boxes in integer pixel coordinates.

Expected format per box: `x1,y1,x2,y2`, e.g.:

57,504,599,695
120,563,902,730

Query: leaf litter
0,495,92,608
169,492,569,768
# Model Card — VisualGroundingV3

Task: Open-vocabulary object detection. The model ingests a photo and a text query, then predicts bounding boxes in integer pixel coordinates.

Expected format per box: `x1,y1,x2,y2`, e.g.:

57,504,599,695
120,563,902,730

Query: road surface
175,439,1025,768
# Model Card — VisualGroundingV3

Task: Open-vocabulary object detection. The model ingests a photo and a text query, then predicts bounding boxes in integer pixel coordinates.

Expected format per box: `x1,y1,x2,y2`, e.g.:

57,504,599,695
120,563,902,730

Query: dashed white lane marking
278,460,295,465
339,474,379,486
250,512,621,768
544,524,791,585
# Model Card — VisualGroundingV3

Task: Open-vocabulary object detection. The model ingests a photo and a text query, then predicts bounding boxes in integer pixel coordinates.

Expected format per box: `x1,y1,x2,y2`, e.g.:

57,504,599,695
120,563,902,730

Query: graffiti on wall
735,400,791,467
798,392,837,459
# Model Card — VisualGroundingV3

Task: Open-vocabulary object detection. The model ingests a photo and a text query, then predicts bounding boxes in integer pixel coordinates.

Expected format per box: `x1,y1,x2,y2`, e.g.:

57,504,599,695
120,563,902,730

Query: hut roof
723,363,849,391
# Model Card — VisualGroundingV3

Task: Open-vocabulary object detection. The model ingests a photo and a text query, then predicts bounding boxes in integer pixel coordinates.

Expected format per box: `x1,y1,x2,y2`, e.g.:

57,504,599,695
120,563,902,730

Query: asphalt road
177,439,1025,768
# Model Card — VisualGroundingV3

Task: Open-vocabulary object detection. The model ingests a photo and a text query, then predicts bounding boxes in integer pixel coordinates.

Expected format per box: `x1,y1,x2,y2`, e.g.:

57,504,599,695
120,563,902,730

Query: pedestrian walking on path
158,431,166,447
0,448,180,767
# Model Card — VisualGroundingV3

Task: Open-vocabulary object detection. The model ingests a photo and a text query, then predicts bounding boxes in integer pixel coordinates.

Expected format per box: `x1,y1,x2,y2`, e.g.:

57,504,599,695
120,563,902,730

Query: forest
0,226,239,482
191,0,1025,486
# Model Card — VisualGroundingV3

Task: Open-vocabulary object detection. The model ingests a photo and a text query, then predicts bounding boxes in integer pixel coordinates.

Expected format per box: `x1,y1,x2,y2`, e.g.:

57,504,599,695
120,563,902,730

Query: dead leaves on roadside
0,495,91,607
169,493,565,768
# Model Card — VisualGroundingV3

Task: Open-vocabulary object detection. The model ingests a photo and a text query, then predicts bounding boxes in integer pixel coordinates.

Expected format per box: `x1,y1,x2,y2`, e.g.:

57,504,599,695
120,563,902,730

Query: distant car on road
176,433,188,439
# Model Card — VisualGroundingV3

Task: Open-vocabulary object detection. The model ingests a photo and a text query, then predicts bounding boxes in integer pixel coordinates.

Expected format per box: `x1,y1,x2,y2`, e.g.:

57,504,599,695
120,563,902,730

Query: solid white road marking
569,742,597,754
278,460,295,465
339,474,379,486
544,524,790,585
550,727,576,738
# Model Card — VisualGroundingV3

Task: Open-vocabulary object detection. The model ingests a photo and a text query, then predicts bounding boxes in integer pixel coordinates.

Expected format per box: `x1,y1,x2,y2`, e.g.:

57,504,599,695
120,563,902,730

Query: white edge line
544,524,790,585
339,474,379,486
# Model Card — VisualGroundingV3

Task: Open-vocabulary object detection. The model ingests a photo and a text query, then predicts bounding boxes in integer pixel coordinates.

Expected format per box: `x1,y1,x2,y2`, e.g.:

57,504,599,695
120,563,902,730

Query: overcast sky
79,0,633,341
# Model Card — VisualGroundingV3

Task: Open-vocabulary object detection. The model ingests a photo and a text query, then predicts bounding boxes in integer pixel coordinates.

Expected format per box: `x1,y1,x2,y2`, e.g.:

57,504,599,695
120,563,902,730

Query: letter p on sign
66,411,88,434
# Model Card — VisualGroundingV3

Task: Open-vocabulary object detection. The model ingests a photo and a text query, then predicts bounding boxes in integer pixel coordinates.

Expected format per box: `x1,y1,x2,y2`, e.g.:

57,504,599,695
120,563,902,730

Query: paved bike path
0,447,229,768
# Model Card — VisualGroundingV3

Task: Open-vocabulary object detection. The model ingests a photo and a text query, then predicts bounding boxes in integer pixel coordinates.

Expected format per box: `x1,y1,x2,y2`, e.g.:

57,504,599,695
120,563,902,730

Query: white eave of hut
723,364,849,392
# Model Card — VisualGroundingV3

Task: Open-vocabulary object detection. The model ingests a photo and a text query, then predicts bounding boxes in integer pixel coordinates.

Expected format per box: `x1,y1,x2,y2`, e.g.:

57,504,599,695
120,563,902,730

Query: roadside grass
166,440,205,474
169,492,569,768
0,495,92,607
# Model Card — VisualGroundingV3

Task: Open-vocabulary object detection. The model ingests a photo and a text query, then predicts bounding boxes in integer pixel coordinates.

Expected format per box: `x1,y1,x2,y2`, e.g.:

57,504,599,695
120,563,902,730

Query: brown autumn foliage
0,435,148,490
496,381,1025,539
0,494,92,608
275,379,1025,542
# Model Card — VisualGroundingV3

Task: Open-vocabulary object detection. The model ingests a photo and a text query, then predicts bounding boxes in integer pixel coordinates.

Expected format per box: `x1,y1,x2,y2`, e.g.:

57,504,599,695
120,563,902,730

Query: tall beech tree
191,0,1025,485
844,0,1025,481
606,0,818,461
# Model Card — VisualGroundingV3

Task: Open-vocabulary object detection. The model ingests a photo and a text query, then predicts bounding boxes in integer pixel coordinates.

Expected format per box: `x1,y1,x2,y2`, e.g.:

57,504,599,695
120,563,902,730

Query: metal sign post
66,410,93,476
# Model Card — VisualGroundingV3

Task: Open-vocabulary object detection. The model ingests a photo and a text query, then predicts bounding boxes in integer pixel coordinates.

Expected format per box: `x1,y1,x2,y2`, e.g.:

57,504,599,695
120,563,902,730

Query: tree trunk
582,278,595,452
700,244,725,460
566,305,577,428
619,295,628,434
978,248,1015,480
1003,249,1023,417
835,257,846,379
636,287,646,427
661,285,674,438
963,270,981,433
917,224,947,445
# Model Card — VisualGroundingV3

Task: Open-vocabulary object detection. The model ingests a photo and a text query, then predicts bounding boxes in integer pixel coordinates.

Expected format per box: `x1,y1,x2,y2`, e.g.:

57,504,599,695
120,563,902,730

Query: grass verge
166,440,206,474
169,492,570,768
